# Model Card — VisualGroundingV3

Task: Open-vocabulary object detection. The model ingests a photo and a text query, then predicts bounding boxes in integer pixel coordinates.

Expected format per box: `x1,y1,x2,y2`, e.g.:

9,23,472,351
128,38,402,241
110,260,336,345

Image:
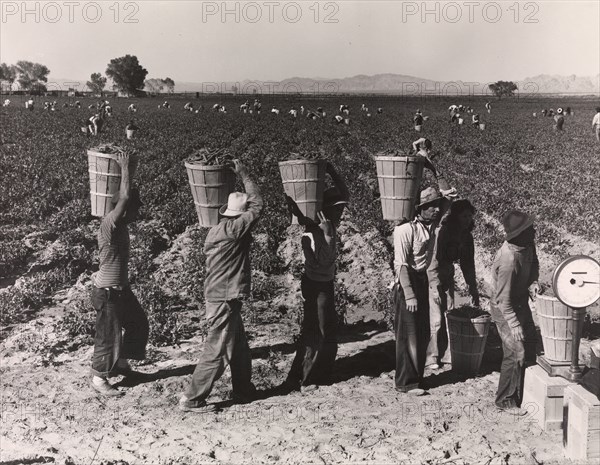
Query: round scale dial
552,255,600,308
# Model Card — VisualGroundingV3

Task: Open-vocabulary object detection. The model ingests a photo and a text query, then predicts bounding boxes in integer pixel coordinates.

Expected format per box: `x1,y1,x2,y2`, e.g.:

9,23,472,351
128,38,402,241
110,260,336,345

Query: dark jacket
491,242,539,328
203,175,263,302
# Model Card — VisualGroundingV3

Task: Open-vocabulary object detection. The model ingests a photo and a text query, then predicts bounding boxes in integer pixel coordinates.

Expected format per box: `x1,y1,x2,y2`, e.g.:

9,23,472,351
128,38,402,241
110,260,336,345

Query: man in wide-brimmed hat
180,159,263,412
285,162,349,391
490,210,540,415
392,186,455,395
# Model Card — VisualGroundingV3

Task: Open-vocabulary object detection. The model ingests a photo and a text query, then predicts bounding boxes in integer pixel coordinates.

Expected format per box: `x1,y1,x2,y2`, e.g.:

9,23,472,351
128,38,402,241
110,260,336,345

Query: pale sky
1,0,599,84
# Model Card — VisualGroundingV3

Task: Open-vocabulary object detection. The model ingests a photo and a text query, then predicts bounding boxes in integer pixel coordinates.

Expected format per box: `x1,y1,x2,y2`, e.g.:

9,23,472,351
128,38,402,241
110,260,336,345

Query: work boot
90,376,123,397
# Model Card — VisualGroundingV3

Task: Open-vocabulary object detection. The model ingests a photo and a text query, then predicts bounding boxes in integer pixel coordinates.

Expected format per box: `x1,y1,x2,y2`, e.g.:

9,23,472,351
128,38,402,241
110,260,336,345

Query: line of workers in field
89,137,541,417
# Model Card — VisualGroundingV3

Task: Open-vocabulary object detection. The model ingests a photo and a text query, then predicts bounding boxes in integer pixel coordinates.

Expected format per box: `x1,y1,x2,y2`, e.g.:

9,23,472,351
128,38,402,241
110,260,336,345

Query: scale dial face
552,255,600,308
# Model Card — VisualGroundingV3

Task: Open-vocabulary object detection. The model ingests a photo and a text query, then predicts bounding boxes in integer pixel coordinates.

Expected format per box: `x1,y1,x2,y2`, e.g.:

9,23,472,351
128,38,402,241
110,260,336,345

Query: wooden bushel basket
126,129,136,139
535,294,573,362
447,312,491,375
87,150,138,217
479,123,486,130
278,159,327,224
374,156,424,222
185,162,236,227
414,125,422,132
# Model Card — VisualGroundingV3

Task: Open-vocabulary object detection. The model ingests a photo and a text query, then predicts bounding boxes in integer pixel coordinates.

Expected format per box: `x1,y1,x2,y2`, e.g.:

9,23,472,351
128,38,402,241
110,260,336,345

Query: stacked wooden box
563,383,600,461
522,365,573,432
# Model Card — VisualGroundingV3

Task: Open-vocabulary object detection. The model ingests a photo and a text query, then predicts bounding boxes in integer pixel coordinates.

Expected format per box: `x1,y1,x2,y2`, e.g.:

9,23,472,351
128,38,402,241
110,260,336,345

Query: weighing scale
537,255,600,381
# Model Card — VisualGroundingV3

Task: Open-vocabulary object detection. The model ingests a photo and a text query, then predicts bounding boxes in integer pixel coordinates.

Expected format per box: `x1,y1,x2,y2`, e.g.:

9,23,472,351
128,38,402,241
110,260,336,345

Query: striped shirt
93,210,130,288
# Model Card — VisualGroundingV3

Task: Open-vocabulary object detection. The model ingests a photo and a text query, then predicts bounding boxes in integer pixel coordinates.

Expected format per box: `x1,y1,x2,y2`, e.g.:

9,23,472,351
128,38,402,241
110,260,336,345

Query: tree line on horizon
1,55,519,98
0,55,175,96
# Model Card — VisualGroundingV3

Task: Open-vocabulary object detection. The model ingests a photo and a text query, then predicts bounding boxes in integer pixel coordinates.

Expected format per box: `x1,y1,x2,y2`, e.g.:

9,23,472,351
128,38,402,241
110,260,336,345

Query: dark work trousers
287,276,338,387
185,299,253,403
91,285,149,377
393,270,431,391
490,299,537,407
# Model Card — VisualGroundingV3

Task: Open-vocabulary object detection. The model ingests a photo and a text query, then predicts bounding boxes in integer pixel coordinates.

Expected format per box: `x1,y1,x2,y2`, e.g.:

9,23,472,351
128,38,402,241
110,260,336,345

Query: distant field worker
3,99,10,107
285,162,349,390
485,102,492,114
448,105,458,122
592,107,600,141
490,210,540,415
554,108,565,131
90,153,148,396
180,160,262,412
426,199,480,369
472,114,480,127
86,113,105,136
414,110,424,131
26,98,34,111
412,138,455,194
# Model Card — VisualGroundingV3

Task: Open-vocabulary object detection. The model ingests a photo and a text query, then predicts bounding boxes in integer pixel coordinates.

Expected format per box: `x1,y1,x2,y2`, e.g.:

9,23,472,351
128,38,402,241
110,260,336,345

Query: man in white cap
284,162,349,391
180,160,263,412
593,107,600,142
490,210,540,415
392,186,455,395
554,108,565,131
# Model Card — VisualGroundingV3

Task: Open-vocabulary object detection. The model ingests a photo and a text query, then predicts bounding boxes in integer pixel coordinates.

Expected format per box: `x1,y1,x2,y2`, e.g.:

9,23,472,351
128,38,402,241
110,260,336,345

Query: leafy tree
163,77,175,93
86,72,107,95
144,78,165,94
0,63,17,90
145,77,175,94
488,81,518,99
15,60,50,91
106,55,148,94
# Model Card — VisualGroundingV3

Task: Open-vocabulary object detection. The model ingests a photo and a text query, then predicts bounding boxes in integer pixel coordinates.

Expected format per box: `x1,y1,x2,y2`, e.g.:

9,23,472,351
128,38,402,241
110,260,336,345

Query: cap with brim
323,188,348,207
503,210,535,241
219,192,248,217
416,187,441,208
219,205,243,217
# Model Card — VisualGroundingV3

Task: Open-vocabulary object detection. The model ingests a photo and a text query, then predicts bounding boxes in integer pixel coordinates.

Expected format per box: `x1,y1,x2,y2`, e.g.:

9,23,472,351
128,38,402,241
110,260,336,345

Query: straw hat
557,108,563,114
502,210,534,241
219,192,248,217
323,187,348,207
416,187,441,209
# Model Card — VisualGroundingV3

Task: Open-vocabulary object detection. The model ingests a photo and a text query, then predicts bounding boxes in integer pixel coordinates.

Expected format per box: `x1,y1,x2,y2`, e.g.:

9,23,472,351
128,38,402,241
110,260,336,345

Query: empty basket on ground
87,148,138,217
535,294,573,363
374,155,424,222
447,308,491,375
279,159,326,224
126,128,136,139
184,162,236,227
479,123,486,130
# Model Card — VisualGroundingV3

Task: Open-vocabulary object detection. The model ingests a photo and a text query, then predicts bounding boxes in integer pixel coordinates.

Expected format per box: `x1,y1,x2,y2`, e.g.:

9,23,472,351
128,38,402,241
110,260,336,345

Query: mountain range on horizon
44,73,600,96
